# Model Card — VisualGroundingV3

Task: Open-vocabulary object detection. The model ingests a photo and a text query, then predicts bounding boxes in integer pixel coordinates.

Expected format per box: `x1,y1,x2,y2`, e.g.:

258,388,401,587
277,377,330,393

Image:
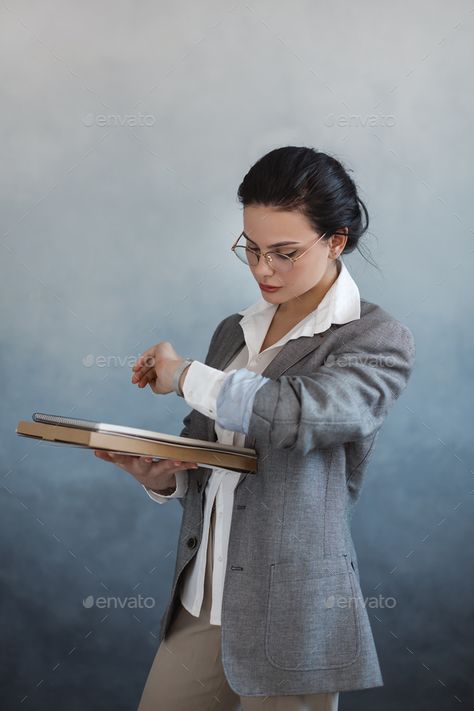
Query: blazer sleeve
182,361,271,432
246,318,416,455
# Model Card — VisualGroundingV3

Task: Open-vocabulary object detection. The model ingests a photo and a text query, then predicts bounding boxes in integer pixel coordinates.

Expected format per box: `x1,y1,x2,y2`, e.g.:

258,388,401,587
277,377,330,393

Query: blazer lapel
204,315,330,489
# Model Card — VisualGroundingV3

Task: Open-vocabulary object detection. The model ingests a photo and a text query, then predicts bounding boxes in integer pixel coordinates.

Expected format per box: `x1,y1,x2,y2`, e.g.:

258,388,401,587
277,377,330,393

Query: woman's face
242,204,345,315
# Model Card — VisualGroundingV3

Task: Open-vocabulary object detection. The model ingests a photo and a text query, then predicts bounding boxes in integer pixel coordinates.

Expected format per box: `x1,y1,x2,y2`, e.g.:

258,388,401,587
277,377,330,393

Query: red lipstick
259,284,282,292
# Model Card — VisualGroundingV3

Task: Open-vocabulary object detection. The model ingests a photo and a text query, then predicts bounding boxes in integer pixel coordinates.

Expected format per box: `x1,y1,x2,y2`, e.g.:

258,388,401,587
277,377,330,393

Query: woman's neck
276,260,340,322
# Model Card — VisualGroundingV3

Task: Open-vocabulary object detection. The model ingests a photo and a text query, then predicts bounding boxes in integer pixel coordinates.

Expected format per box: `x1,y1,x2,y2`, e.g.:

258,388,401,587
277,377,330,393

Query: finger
104,452,139,468
138,370,157,389
110,452,145,466
132,366,155,385
94,450,116,462
133,351,154,369
172,460,198,469
132,354,155,380
136,351,155,368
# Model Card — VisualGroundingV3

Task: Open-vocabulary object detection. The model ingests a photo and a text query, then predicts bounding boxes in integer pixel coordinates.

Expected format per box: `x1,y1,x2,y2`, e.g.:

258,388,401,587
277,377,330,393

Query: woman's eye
245,246,297,258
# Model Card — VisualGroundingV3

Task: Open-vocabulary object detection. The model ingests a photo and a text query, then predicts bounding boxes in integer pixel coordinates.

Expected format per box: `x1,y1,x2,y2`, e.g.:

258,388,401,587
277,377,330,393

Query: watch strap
173,358,194,397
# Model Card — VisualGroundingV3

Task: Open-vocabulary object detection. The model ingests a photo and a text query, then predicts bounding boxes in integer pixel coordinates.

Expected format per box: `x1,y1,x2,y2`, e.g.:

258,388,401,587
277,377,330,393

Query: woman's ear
328,228,348,258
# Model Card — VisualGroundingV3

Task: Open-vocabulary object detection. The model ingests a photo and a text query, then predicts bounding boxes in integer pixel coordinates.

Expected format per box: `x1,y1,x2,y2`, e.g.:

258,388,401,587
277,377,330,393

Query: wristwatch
172,358,194,398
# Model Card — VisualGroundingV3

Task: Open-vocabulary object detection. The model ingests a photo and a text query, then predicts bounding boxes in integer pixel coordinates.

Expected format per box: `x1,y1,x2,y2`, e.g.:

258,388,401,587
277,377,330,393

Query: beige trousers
137,501,339,711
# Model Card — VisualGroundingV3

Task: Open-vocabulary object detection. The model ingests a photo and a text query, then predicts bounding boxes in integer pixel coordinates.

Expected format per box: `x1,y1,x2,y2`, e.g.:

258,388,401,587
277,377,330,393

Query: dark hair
237,146,378,269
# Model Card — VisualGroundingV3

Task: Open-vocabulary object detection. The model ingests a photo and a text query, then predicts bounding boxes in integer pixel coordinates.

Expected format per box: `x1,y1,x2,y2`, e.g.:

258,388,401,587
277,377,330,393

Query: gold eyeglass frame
231,231,327,272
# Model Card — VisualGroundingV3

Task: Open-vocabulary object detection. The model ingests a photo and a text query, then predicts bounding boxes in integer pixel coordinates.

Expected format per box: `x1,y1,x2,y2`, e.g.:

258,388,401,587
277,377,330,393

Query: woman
95,146,415,710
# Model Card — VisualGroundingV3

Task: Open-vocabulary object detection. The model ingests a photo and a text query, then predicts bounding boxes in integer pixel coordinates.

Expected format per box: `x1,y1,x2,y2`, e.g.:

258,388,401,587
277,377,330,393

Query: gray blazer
158,298,416,696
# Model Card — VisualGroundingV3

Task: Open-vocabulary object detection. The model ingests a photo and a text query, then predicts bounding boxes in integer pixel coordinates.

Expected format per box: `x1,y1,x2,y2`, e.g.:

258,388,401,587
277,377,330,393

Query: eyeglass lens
233,246,293,273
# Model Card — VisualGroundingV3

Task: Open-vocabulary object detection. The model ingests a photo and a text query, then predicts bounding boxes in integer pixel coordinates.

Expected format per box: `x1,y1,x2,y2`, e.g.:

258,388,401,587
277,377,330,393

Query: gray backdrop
1,1,473,709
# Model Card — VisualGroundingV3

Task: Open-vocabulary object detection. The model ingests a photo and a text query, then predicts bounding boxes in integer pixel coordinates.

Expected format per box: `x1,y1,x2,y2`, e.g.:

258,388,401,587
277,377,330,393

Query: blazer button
197,481,202,492
187,536,198,549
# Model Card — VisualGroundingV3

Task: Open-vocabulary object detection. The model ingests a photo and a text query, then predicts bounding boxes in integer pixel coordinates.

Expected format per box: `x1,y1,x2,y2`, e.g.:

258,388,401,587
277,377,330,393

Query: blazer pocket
265,557,361,671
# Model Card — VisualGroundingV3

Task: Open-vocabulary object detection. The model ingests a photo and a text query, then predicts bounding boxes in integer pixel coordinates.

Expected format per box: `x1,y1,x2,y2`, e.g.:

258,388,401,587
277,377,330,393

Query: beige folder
16,413,258,474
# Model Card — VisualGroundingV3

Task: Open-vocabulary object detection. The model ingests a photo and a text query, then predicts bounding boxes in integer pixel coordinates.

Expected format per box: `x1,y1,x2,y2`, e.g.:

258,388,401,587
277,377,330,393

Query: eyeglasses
231,231,327,273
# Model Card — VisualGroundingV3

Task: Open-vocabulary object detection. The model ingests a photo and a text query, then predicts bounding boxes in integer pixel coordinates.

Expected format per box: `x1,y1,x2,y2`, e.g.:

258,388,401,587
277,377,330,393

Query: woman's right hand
93,450,198,493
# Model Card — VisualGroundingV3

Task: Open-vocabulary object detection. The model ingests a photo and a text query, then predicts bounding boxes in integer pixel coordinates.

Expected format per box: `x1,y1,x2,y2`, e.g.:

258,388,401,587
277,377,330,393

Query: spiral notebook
15,412,258,474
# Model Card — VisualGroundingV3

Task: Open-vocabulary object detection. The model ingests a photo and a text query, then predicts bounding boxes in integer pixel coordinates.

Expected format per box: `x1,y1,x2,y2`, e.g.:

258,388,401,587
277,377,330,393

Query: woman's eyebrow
242,231,300,248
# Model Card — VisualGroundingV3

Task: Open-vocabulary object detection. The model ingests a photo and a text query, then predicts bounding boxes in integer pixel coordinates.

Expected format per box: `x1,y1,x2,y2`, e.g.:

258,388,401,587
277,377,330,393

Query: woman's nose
253,255,275,278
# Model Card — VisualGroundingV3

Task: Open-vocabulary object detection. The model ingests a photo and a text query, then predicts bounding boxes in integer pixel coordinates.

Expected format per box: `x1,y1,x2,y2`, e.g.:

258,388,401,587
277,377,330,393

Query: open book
15,412,258,474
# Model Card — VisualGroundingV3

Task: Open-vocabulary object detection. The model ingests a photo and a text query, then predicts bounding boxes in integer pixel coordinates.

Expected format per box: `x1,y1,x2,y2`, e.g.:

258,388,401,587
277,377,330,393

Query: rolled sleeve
216,368,271,434
182,360,270,434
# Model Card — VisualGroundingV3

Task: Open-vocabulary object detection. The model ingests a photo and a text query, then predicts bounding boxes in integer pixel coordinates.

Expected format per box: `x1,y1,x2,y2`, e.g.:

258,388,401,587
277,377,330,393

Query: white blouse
143,258,361,625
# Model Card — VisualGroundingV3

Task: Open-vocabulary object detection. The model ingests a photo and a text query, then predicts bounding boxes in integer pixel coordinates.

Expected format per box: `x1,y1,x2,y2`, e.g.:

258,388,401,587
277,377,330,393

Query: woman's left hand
131,341,186,395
